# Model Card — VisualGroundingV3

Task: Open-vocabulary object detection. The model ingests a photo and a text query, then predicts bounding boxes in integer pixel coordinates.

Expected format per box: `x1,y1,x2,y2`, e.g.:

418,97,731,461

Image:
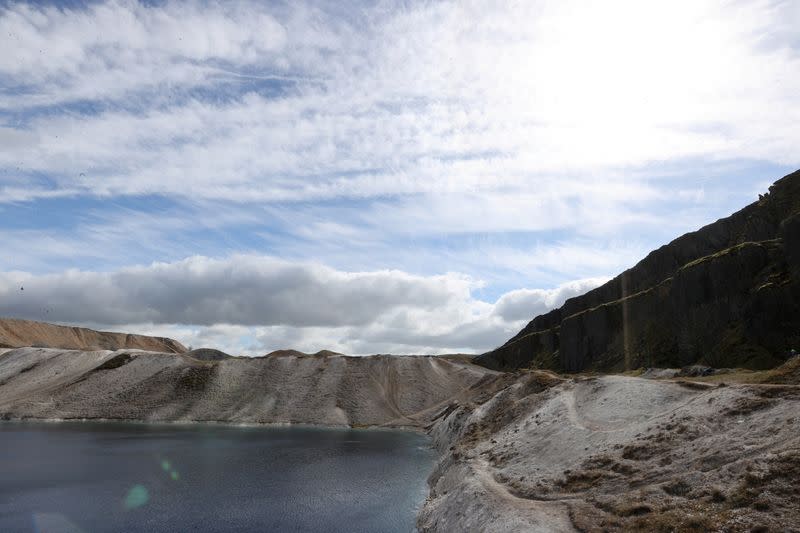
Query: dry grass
558,469,613,492
723,395,776,416
627,509,720,532
569,497,727,532
622,442,665,461
661,479,691,497
671,356,800,385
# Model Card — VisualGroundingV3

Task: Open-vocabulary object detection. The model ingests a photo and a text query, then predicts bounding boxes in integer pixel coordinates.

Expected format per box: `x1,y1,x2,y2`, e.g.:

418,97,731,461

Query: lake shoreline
0,420,435,532
0,415,430,434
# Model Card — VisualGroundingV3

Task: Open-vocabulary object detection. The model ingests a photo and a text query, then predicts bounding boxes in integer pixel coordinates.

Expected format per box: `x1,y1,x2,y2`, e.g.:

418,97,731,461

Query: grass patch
558,469,612,491
678,356,800,385
622,442,664,461
629,510,719,532
662,479,691,497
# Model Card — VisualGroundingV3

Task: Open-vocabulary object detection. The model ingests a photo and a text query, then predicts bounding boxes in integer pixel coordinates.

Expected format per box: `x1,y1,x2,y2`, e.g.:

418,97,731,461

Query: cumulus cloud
0,255,474,327
0,256,605,355
494,278,611,322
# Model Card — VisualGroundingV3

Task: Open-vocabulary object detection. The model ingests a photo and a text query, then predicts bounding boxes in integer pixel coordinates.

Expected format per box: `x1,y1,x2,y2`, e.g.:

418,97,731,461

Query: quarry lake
0,421,435,532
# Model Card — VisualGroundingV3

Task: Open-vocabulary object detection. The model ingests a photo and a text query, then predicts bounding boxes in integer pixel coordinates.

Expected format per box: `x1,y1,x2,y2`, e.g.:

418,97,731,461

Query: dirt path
472,458,577,532
563,378,714,433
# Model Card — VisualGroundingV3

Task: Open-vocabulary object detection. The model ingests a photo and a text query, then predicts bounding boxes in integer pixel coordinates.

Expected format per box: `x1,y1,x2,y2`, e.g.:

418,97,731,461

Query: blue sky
0,0,798,355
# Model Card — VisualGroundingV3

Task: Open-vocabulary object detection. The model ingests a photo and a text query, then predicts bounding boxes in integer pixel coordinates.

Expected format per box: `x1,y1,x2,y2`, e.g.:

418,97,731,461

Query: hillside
477,169,800,373
0,318,187,353
0,347,496,428
419,370,800,532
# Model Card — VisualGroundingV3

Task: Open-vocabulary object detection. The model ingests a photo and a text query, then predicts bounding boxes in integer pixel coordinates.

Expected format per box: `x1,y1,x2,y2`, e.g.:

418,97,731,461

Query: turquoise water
0,421,434,532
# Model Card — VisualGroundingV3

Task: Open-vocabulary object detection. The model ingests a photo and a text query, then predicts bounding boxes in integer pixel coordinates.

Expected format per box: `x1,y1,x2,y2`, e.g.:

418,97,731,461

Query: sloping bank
0,347,497,428
418,366,800,532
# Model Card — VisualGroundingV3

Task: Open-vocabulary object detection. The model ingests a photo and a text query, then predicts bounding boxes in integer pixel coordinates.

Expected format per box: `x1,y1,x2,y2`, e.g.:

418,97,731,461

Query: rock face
0,347,497,428
477,169,800,373
0,318,187,353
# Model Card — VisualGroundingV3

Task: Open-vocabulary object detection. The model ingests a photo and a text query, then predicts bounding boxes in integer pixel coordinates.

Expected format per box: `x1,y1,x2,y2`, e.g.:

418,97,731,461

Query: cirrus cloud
0,0,798,204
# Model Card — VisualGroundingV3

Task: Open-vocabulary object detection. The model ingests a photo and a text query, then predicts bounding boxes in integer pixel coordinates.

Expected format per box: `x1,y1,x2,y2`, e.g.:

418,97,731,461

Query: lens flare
124,485,149,509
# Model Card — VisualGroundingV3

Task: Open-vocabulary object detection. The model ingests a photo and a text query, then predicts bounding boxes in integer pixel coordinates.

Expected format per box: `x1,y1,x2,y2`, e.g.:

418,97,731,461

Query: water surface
0,421,434,532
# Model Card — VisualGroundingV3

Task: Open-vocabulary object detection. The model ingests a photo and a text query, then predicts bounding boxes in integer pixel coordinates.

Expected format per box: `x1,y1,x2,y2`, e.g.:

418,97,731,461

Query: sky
0,0,798,355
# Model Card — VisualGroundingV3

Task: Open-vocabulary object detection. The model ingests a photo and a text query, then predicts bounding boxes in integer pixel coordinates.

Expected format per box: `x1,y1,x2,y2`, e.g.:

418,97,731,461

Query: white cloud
0,1,296,105
493,278,610,322
0,255,605,355
0,0,798,204
0,1,796,354
0,255,476,327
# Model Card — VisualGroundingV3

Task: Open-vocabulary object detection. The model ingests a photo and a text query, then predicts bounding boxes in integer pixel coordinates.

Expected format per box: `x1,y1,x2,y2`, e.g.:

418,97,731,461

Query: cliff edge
477,169,800,373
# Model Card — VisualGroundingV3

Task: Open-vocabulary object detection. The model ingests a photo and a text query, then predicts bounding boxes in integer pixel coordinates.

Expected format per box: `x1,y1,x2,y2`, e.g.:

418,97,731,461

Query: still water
0,421,435,533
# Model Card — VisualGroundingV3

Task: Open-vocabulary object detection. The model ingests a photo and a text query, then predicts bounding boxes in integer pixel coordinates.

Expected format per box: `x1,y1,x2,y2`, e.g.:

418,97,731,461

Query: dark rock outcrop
477,169,800,373
184,348,233,361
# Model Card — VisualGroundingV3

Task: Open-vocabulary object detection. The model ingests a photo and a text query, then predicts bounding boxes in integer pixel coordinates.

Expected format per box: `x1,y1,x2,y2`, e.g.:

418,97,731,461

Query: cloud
0,127,39,152
493,278,611,322
0,1,796,354
0,255,475,327
0,0,798,205
0,255,605,355
0,1,295,105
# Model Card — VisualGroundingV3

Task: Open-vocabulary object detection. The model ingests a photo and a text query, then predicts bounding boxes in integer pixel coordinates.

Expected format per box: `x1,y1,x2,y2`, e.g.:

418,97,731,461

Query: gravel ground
420,372,800,532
